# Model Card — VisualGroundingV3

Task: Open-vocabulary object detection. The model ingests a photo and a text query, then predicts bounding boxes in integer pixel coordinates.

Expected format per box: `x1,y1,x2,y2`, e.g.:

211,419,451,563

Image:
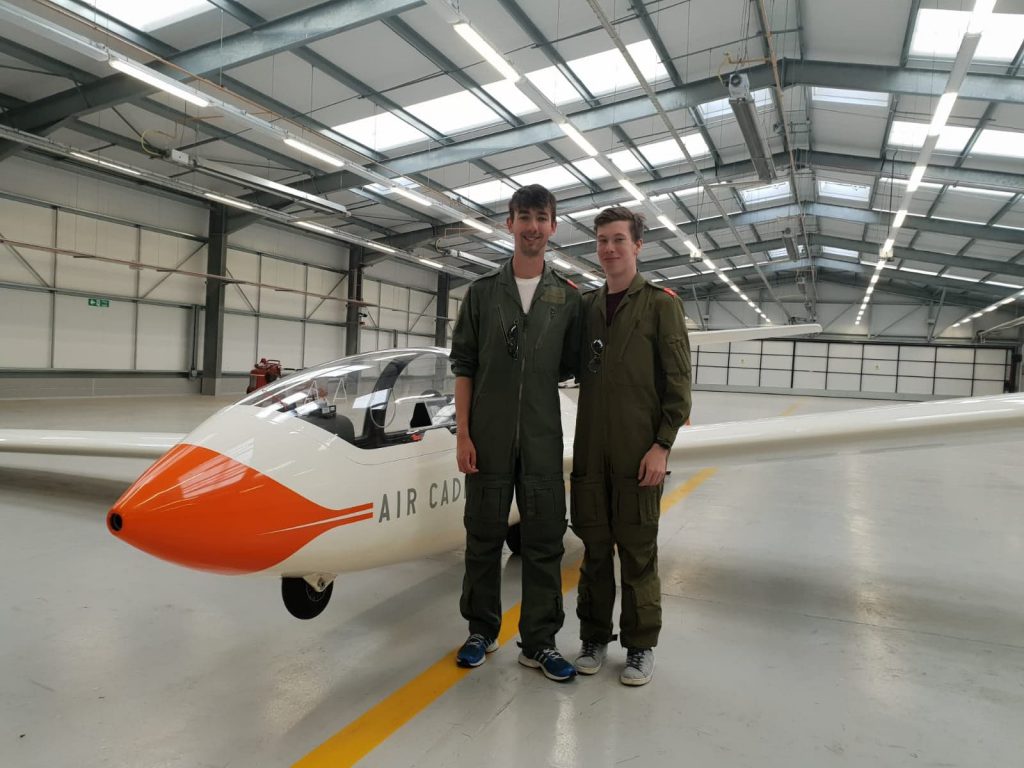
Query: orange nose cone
109,444,373,574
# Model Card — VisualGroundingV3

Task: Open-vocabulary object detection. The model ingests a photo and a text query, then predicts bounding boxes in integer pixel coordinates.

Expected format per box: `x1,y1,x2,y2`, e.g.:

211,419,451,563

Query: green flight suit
570,272,692,649
450,260,581,654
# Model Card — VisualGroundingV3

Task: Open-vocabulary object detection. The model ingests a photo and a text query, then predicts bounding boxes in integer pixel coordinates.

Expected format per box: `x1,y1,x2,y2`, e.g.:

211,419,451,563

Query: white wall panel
56,215,137,296
761,353,793,370
729,351,761,369
861,374,897,393
409,289,437,337
760,369,792,387
975,363,1007,381
937,347,974,364
794,355,827,372
139,232,205,305
829,343,861,359
898,360,935,378
863,344,898,360
793,371,826,389
795,341,829,357
696,366,727,385
974,380,1005,395
897,376,933,395
259,258,306,317
862,358,897,375
935,362,973,379
934,379,972,397
697,350,728,367
53,294,132,369
224,249,260,312
136,305,190,370
899,346,936,362
0,200,54,285
976,349,1008,365
827,357,861,374
222,313,257,373
730,341,761,354
762,341,794,356
727,368,759,386
306,269,347,324
229,224,345,271
257,318,303,369
827,372,860,390
0,288,50,367
304,324,346,367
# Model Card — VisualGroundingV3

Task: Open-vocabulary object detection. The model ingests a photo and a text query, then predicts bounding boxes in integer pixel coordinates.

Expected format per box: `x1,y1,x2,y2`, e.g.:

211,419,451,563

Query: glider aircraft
2,322,1023,620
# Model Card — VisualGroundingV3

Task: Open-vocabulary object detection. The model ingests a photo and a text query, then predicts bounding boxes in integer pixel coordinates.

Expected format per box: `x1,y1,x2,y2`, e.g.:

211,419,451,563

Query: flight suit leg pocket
464,473,513,537
612,478,661,528
519,474,567,540
569,475,609,538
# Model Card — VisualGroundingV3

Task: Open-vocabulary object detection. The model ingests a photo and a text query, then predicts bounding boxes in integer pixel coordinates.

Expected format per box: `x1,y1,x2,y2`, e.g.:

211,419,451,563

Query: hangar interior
1,1,1023,766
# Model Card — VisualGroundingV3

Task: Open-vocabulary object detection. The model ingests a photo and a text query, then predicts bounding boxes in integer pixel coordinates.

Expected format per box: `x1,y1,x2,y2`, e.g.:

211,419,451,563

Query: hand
637,443,669,487
457,434,479,474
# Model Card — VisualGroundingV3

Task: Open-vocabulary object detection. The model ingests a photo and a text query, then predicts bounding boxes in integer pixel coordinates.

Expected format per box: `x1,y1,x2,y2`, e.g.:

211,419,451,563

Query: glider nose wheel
281,576,334,619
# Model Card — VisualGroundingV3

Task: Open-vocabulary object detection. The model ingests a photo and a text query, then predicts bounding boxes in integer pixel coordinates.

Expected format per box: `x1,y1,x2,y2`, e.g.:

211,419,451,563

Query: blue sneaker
518,647,577,682
456,634,498,667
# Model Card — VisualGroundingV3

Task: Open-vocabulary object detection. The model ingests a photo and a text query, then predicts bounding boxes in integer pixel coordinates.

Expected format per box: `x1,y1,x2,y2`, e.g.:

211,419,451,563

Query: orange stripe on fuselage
109,443,372,574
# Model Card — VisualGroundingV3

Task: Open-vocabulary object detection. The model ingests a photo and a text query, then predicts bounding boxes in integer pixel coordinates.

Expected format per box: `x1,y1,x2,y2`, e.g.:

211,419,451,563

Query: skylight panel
571,158,611,181
567,40,669,99
335,112,428,152
637,135,710,166
481,79,538,115
406,90,501,136
971,129,1024,159
699,88,772,120
88,0,210,31
880,176,943,191
512,166,581,190
526,66,581,106
818,180,871,202
452,179,517,205
888,120,974,153
810,87,889,108
909,8,1024,62
740,181,791,205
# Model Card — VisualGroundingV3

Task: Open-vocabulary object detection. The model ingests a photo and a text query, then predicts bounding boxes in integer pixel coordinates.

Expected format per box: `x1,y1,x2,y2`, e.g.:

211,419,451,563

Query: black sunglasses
505,321,519,359
587,338,604,373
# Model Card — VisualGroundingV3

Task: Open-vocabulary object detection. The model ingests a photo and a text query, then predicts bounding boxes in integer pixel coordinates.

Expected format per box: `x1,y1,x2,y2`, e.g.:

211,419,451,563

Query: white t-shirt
515,275,541,311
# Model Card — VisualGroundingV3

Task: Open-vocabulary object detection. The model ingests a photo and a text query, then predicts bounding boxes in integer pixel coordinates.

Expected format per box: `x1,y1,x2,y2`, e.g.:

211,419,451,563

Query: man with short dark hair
570,205,692,686
450,184,582,682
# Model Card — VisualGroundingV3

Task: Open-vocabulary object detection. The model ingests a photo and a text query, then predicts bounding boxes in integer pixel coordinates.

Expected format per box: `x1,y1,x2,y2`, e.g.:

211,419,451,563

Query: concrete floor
1,390,1022,767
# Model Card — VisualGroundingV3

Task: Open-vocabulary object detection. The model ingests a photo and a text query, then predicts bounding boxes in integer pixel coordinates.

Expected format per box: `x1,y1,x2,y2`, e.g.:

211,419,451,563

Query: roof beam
0,0,424,142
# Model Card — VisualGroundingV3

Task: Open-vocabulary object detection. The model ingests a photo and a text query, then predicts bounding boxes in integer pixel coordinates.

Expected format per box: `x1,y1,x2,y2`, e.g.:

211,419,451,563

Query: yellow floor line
293,467,718,768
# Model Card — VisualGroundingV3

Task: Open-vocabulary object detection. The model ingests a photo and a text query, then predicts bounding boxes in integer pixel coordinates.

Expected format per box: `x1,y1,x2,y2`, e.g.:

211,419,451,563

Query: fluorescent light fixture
893,209,908,228
109,57,209,108
283,137,345,167
418,258,444,269
656,215,678,231
204,192,253,211
907,165,927,191
552,258,573,269
559,123,598,157
810,87,889,108
296,221,334,235
456,250,500,268
683,239,698,252
728,73,776,181
462,218,493,234
392,187,433,207
70,151,141,176
453,23,520,83
0,3,109,60
929,92,959,136
619,179,645,202
579,271,599,282
731,284,741,293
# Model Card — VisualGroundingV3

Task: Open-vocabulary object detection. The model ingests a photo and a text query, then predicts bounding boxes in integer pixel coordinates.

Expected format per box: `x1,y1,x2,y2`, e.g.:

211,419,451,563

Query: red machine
246,358,282,393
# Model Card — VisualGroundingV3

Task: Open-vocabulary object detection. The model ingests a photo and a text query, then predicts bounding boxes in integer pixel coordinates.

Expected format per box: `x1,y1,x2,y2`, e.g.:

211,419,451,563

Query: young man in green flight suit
571,206,692,686
450,184,582,682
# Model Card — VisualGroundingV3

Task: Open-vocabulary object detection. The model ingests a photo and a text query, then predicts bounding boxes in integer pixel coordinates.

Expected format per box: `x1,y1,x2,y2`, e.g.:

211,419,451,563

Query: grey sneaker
620,647,654,686
574,640,608,675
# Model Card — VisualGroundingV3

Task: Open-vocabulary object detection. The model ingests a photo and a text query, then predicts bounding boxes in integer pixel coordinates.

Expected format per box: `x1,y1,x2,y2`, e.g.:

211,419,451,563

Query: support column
435,272,450,347
345,247,364,356
201,205,228,395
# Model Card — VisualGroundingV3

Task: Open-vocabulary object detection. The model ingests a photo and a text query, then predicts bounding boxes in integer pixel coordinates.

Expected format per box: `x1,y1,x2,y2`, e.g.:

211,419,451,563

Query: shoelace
535,648,564,663
580,641,602,658
625,649,647,669
465,633,491,649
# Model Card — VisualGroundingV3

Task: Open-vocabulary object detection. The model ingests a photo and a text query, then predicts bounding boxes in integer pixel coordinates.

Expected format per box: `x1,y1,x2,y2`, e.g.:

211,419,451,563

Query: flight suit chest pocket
464,473,512,534
612,479,660,526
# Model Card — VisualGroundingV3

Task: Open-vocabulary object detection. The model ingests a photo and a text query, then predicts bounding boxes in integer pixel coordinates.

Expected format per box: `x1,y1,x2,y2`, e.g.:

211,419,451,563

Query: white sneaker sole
574,659,604,675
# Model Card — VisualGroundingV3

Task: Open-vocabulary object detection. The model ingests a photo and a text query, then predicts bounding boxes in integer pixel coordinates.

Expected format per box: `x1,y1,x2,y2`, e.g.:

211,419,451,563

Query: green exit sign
87,298,110,308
